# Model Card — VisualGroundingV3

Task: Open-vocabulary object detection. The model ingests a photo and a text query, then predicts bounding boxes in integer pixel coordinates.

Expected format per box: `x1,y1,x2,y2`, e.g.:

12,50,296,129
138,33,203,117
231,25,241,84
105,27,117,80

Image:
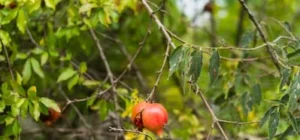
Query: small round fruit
142,103,168,135
131,101,149,130
40,108,61,126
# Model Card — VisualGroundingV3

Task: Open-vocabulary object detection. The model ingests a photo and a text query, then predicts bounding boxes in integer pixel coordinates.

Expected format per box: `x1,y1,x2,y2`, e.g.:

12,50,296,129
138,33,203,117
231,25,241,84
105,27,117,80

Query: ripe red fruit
40,108,61,126
131,101,168,136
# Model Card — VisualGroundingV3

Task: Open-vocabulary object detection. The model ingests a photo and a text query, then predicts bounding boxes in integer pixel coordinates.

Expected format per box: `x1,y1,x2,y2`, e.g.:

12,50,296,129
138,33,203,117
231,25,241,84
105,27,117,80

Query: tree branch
141,0,176,49
238,0,281,72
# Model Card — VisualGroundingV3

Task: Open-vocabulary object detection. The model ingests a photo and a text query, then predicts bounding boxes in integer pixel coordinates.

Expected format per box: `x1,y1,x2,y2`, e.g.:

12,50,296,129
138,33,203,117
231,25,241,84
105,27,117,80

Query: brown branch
238,0,281,72
97,31,149,91
141,0,176,49
89,29,122,138
146,43,170,101
1,41,14,80
209,0,217,48
58,85,95,139
62,30,150,110
189,83,229,140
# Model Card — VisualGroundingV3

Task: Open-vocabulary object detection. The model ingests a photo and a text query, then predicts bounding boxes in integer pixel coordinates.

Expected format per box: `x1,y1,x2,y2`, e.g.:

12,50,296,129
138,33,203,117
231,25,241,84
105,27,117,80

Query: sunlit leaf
29,100,40,121
30,57,45,78
45,0,56,10
40,52,49,66
57,68,77,83
67,74,79,90
39,97,61,113
16,8,27,34
10,80,26,96
27,86,37,99
22,59,32,84
79,62,87,74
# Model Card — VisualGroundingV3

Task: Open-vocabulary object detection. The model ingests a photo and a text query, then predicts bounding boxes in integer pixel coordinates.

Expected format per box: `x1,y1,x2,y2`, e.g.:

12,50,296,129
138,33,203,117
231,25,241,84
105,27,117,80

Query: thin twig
218,119,259,125
189,83,229,140
62,30,150,110
89,28,122,137
146,43,171,101
1,41,15,80
58,86,95,139
238,0,281,72
141,0,176,49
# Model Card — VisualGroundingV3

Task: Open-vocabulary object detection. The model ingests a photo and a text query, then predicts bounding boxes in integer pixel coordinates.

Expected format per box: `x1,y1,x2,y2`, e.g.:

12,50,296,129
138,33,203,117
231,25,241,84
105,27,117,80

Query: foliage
0,0,300,139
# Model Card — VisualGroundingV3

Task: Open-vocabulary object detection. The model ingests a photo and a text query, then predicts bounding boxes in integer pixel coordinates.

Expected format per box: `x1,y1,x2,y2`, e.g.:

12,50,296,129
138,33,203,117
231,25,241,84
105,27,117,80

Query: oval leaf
30,57,45,78
57,68,77,83
188,50,203,82
209,50,220,85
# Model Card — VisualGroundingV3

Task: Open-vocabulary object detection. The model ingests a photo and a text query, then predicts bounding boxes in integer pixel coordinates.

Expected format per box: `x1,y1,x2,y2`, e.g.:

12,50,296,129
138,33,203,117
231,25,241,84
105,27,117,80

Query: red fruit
142,103,168,135
131,101,168,136
131,101,148,130
40,108,61,126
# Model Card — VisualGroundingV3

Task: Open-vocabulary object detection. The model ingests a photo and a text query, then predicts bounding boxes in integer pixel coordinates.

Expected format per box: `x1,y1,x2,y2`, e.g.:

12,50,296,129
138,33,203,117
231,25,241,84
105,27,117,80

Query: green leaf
57,68,77,83
4,120,21,136
280,68,290,90
27,86,37,99
39,102,49,115
188,50,203,82
269,110,280,139
0,30,11,46
20,99,29,117
209,50,220,85
87,94,97,107
10,80,26,96
39,97,61,113
280,126,294,139
168,46,184,77
22,59,32,84
252,84,262,106
15,98,25,108
16,8,27,34
98,100,108,121
45,0,56,10
68,74,79,90
79,62,87,73
0,100,5,113
2,82,9,95
241,92,249,115
11,106,20,117
287,111,298,132
82,80,101,88
29,100,40,121
1,8,18,25
40,52,49,66
260,106,277,127
30,57,45,78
